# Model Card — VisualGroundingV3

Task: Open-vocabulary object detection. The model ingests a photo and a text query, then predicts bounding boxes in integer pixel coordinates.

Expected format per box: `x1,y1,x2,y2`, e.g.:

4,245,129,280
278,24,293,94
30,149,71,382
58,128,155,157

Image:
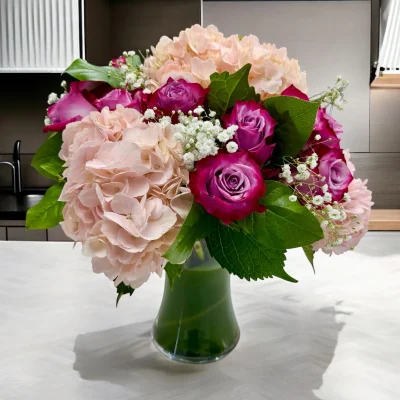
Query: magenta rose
281,85,310,101
189,151,266,224
92,89,133,111
43,82,97,133
148,78,209,116
110,55,126,69
281,85,342,150
128,88,151,114
318,147,353,201
221,100,277,164
311,108,343,150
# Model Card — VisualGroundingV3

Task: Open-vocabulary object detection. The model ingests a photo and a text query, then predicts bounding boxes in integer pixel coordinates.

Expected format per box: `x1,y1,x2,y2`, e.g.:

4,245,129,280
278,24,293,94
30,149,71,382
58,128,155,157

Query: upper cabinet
0,0,83,73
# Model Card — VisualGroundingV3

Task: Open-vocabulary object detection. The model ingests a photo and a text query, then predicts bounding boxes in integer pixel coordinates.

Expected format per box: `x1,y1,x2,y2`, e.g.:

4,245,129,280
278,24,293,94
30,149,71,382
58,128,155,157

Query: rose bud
128,88,151,114
189,151,266,224
148,78,209,116
110,55,127,69
221,100,276,165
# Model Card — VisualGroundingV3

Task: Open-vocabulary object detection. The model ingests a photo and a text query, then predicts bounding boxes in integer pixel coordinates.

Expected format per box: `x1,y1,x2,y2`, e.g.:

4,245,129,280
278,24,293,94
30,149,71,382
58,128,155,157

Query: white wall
203,1,371,152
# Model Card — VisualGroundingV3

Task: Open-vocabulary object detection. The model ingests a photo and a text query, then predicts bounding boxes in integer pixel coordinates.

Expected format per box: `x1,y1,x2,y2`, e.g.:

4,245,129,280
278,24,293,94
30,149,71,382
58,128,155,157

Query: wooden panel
370,88,400,152
0,227,5,240
7,227,46,241
371,75,400,88
369,210,400,230
47,226,72,242
351,153,400,209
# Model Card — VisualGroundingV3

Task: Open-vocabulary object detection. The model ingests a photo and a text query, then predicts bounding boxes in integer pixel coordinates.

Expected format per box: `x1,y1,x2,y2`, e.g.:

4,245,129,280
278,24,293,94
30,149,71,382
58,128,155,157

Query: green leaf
303,245,316,273
239,180,323,249
126,54,142,68
207,64,259,116
264,96,319,157
26,183,65,230
115,282,135,307
163,202,219,265
64,59,124,88
39,157,65,179
31,132,64,180
205,223,296,282
164,262,184,290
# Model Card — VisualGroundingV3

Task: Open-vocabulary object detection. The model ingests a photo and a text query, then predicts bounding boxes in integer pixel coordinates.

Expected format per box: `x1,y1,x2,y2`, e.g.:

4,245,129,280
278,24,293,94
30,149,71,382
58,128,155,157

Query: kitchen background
0,0,398,240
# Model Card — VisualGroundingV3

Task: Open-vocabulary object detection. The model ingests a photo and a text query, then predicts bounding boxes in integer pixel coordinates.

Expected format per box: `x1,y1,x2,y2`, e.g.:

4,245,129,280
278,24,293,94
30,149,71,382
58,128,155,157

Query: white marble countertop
0,232,399,400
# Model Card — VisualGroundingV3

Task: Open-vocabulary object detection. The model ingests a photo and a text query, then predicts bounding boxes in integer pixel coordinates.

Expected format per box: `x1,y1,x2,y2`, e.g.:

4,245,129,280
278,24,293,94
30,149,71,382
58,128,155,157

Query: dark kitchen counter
0,188,46,220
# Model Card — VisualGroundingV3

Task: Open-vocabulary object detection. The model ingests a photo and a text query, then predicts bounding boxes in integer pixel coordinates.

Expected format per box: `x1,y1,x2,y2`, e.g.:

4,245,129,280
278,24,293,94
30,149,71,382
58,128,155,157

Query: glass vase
152,241,240,364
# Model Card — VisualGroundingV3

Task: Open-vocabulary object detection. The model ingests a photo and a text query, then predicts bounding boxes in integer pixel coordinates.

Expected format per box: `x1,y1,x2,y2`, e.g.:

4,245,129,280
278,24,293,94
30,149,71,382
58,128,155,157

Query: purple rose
44,82,97,133
148,78,209,117
128,88,151,114
189,151,266,224
221,101,277,165
93,89,133,111
318,147,353,201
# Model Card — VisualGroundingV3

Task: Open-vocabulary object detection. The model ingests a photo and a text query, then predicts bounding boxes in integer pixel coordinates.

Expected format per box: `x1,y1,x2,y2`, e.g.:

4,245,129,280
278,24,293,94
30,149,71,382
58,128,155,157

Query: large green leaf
163,202,219,265
264,96,319,157
31,132,64,180
207,64,259,116
115,282,135,307
26,183,65,230
164,262,184,290
205,223,296,282
238,181,324,249
64,59,124,88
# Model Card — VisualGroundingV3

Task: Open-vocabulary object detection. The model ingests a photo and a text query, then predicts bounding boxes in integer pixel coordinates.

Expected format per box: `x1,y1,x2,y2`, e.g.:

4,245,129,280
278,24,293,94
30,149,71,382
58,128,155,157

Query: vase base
152,332,240,364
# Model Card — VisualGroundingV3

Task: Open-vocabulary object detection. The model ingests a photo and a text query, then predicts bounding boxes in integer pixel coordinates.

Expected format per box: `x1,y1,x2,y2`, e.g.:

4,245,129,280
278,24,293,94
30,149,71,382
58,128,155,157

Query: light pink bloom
313,178,373,255
59,106,188,289
144,25,308,98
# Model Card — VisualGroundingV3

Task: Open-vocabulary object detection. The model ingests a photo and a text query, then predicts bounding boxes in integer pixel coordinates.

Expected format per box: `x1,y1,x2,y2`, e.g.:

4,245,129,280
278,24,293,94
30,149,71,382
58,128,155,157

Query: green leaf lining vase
152,241,240,364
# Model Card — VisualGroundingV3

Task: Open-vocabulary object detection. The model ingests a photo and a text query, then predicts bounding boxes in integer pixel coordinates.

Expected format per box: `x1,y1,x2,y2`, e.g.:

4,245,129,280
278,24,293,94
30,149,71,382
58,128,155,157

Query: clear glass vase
152,241,240,364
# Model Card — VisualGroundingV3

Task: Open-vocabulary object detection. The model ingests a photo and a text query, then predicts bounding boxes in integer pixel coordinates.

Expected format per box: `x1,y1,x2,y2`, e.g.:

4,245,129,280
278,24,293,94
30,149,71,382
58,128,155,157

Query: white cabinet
0,0,83,72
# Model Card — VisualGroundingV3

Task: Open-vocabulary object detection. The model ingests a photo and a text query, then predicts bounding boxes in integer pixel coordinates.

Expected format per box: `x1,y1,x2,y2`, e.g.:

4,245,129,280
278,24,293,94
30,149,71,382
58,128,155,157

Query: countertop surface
0,189,45,220
0,232,399,400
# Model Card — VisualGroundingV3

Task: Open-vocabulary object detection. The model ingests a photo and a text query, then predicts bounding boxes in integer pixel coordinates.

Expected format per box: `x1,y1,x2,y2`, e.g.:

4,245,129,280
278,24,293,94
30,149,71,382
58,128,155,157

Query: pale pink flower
313,178,373,255
144,24,308,98
59,106,188,289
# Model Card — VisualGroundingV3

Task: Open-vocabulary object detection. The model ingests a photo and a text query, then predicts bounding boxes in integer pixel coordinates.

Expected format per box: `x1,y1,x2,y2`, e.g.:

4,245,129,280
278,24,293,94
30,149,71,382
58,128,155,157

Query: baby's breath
172,109,238,170
279,153,350,249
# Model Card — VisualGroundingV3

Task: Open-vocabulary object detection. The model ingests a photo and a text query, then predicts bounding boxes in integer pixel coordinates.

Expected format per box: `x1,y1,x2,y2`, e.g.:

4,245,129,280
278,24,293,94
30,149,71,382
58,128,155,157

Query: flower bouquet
27,25,373,363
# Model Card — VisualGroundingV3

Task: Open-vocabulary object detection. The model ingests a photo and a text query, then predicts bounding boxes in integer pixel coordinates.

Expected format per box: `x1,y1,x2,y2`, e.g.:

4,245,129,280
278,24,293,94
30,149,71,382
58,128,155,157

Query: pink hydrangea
144,25,307,100
59,106,191,289
313,178,373,255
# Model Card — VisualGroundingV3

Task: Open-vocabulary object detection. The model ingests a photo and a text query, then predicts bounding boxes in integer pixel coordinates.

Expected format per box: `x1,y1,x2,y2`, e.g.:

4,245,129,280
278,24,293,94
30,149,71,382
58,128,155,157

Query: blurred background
0,0,398,240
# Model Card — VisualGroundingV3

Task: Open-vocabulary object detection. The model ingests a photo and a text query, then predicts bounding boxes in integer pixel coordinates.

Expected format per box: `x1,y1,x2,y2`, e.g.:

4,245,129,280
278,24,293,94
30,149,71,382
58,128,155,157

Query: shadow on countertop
73,301,346,400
